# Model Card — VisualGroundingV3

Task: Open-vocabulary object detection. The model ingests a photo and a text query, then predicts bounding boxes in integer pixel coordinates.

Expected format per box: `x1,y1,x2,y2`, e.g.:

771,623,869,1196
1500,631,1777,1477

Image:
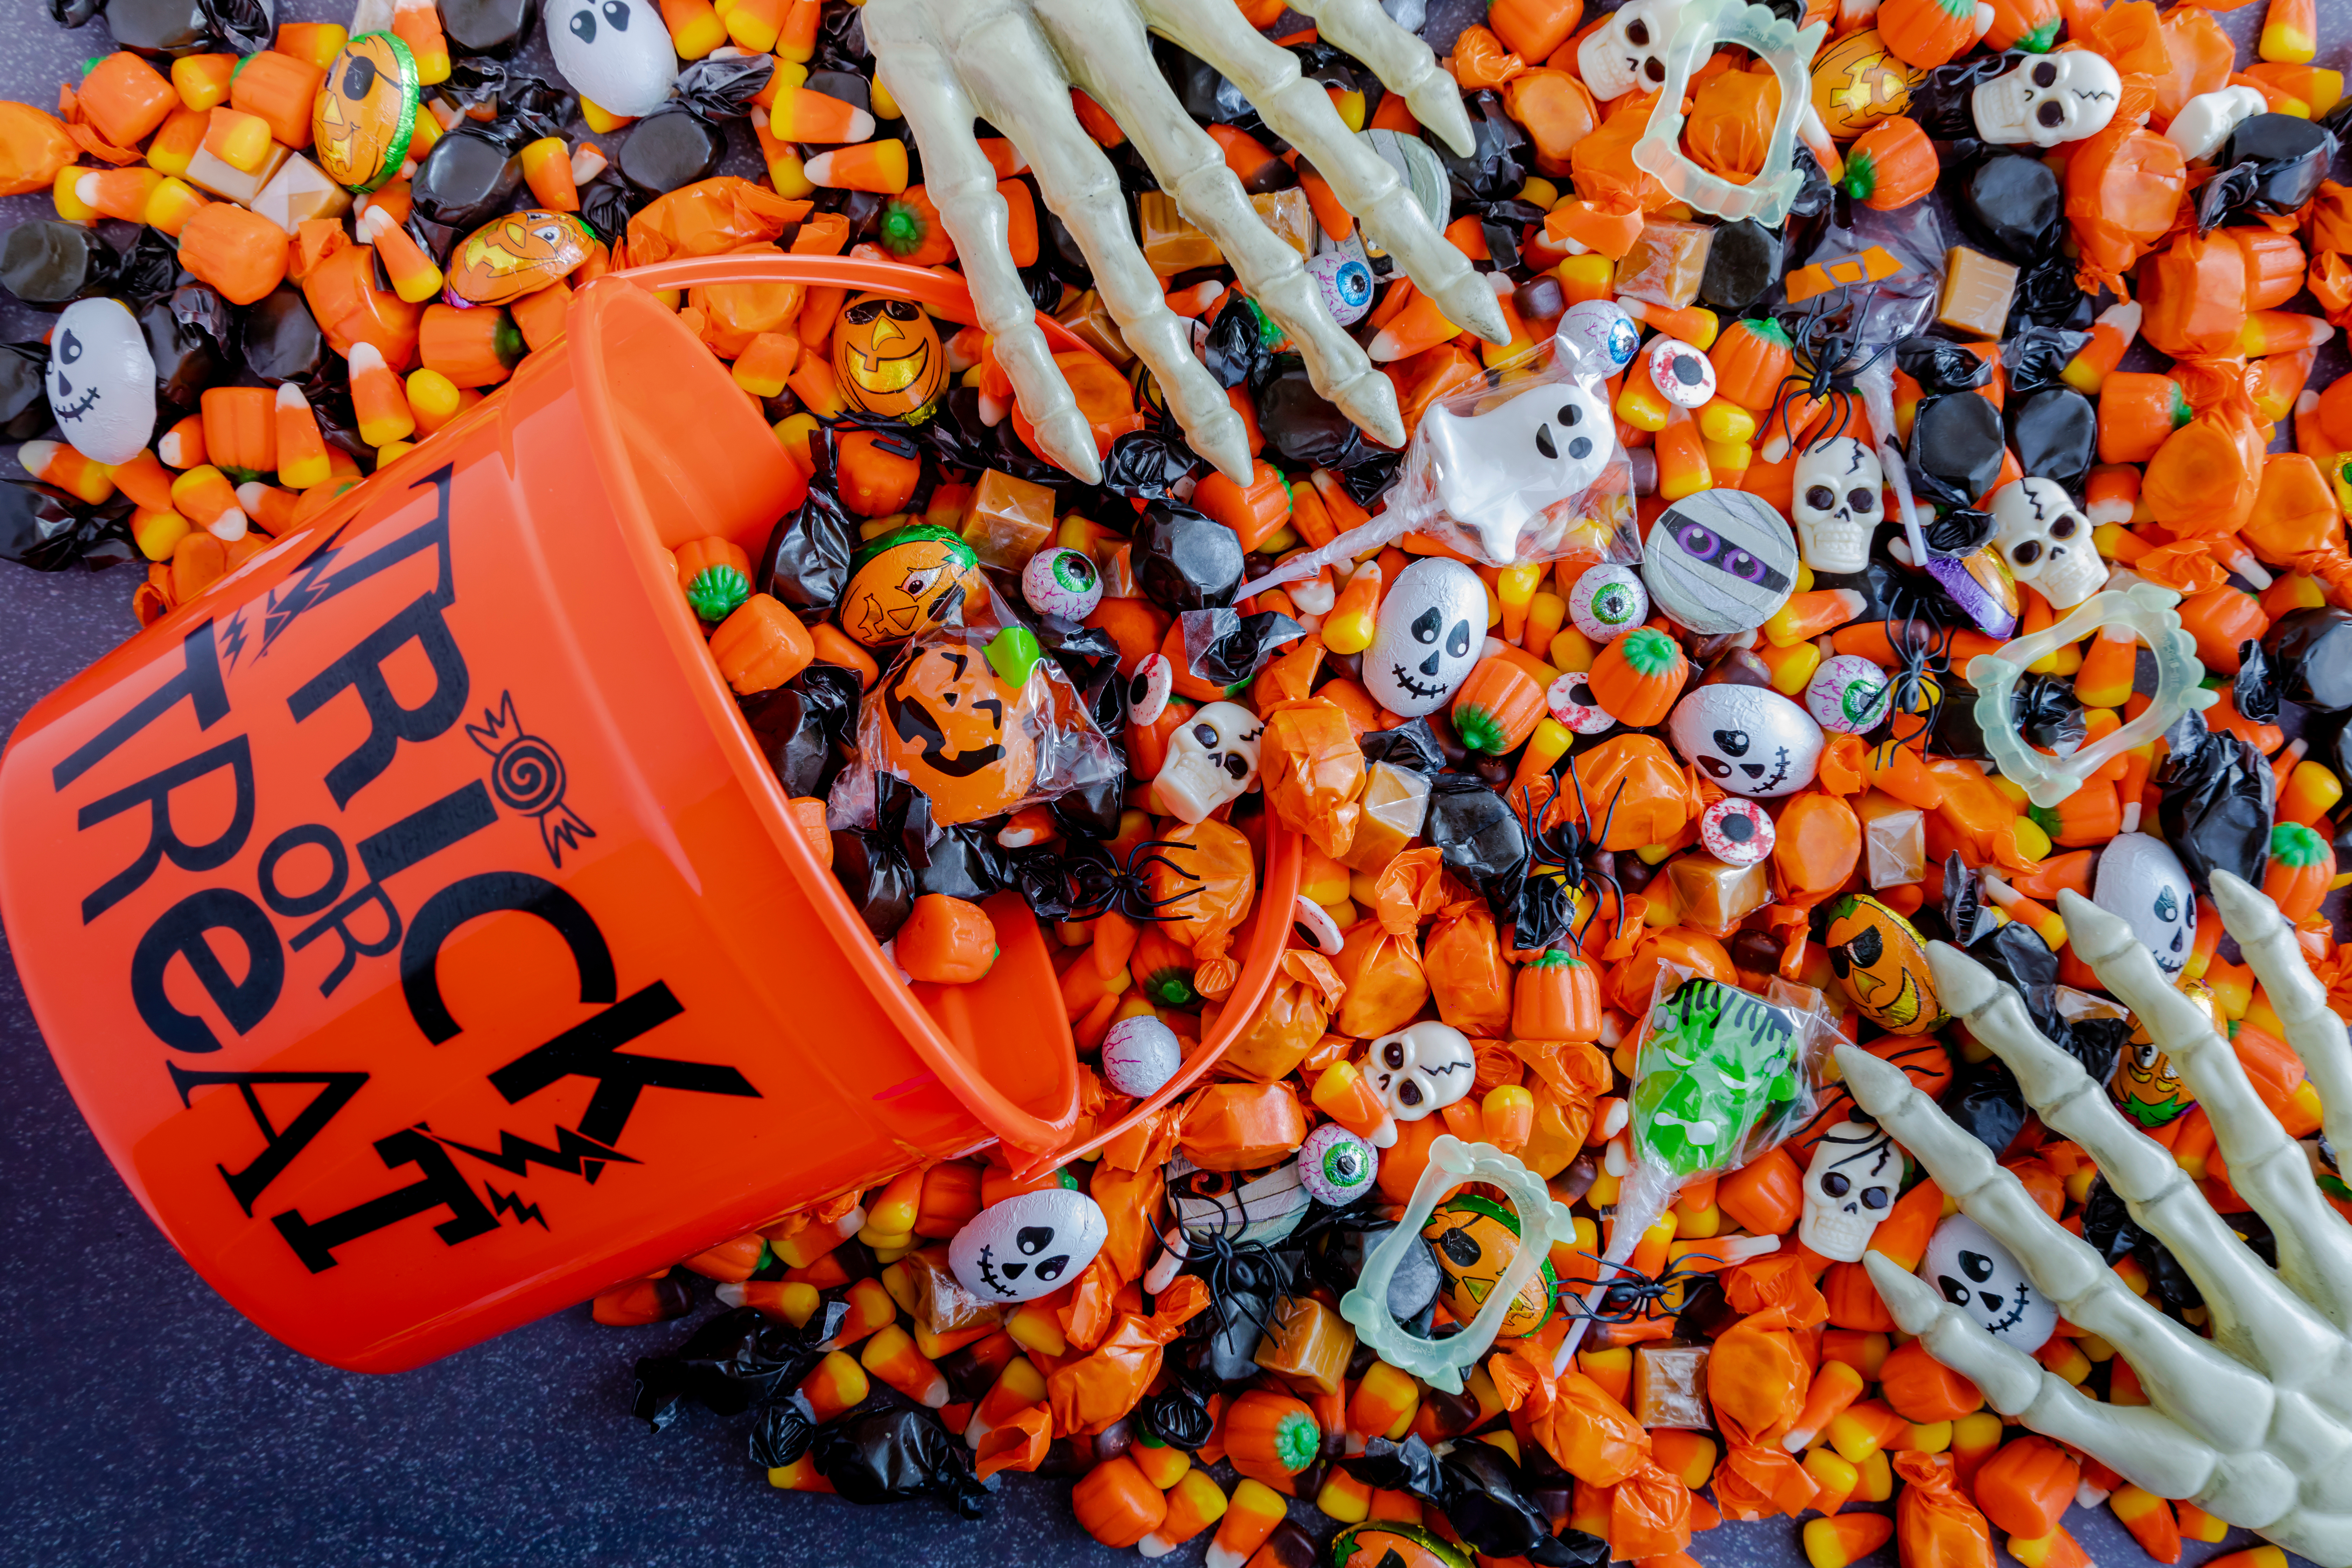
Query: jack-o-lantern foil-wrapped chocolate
833,291,948,420
444,211,596,308
315,32,420,193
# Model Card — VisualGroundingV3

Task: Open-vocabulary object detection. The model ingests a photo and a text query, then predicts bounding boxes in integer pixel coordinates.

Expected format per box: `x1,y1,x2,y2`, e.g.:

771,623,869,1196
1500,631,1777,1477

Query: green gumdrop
985,625,1044,689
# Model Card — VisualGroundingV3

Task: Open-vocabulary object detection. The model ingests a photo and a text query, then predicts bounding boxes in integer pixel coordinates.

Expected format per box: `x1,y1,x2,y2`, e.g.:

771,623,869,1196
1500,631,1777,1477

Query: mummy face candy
949,1188,1108,1303
1366,558,1486,717
1154,700,1263,824
1921,1212,2057,1349
1643,489,1798,635
548,0,677,118
46,298,154,466
1791,436,1882,574
2093,832,2197,975
1420,378,1613,564
1666,684,1824,798
1367,1021,1476,1120
1801,1120,1899,1261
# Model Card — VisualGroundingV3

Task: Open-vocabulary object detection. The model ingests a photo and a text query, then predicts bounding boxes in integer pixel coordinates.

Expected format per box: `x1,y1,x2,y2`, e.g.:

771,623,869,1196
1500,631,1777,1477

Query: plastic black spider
1554,1252,1726,1324
1874,608,1954,769
1154,1168,1293,1376
1765,298,1897,456
1019,836,1201,923
1508,767,1628,953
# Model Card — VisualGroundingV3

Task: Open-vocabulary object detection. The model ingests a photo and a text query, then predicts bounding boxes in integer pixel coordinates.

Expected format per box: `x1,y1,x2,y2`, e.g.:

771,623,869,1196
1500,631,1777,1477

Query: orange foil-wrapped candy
1610,1462,1695,1560
1258,697,1364,861
1567,736,1695,850
1178,1082,1308,1172
1532,1371,1654,1485
1894,1451,1997,1568
1424,898,1512,1036
1708,1304,1811,1449
1332,916,1428,1037
1046,1273,1209,1435
1221,950,1346,1082
1147,818,1257,997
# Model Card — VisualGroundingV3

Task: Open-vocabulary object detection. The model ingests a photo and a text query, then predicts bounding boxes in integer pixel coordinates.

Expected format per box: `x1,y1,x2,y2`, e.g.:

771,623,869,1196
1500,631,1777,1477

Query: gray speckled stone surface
0,0,2328,1563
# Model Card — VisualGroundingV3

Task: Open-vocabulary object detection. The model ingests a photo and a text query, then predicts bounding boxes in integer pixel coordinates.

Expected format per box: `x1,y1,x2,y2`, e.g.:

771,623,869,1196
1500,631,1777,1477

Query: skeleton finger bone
1836,1041,2280,1453
2061,886,2352,1342
1286,0,1476,156
1140,0,1510,353
2212,868,2352,1173
867,2,1104,482
1033,0,1405,452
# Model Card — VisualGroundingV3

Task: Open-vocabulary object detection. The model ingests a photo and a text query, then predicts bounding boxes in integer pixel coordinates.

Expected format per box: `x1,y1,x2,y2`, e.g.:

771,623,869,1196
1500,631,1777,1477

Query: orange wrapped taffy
1425,898,1512,1035
1178,1082,1307,1172
625,176,813,264
1549,90,1669,259
1713,1443,1821,1521
1045,1274,1208,1435
1532,1370,1653,1484
1258,697,1363,861
1566,735,1695,851
974,1404,1053,1479
1502,68,1598,175
1221,950,1346,1082
1332,915,1428,1037
1683,63,1779,186
1894,1451,1997,1568
1604,927,1736,1014
1771,791,1862,906
1088,1160,1164,1281
1146,818,1256,999
0,102,75,196
1611,1462,1695,1560
2244,453,2347,565
1375,846,1471,932
2064,84,2185,296
2143,359,2268,536
1708,1303,1812,1449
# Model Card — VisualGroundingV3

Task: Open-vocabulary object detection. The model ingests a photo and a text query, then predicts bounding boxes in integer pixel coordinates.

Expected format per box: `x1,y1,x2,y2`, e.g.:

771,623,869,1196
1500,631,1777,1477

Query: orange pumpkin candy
1877,0,1977,69
444,210,594,307
877,638,1038,824
834,291,947,419
1839,119,1938,211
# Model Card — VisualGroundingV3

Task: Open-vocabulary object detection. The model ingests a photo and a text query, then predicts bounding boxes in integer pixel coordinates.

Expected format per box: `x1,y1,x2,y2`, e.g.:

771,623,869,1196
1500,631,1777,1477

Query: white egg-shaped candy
1666,684,1823,798
1023,546,1102,620
1365,557,1486,717
548,0,678,119
46,298,154,465
949,1188,1108,1303
1805,653,1895,734
1920,1213,2057,1350
1100,1013,1182,1098
1306,250,1375,326
1568,563,1648,641
1298,1122,1378,1205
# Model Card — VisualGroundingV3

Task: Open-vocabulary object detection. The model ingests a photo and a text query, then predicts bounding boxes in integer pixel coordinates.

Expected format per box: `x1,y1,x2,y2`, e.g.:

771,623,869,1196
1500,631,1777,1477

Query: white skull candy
1919,1212,2057,1350
1153,700,1263,824
1366,1020,1475,1121
1790,436,1882,574
1420,378,1613,565
1799,1121,1900,1261
1990,477,2104,611
1665,685,1825,798
548,0,678,119
1365,558,1486,717
1971,50,2123,148
2166,85,2268,162
1578,0,1688,101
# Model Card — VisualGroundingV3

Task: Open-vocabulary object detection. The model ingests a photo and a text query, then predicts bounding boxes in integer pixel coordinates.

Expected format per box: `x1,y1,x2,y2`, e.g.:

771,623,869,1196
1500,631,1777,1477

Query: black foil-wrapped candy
0,481,135,571
1906,392,2006,510
238,287,331,395
408,126,526,260
1425,772,1528,895
630,1302,847,1430
741,664,861,799
812,1409,989,1516
2156,708,2276,892
756,434,859,613
616,58,772,197
1133,501,1243,611
1255,356,1376,470
0,221,112,306
1960,154,2063,261
2263,606,2352,711
139,284,230,410
0,344,49,440
442,0,539,56
2007,388,2096,492
1700,220,1782,312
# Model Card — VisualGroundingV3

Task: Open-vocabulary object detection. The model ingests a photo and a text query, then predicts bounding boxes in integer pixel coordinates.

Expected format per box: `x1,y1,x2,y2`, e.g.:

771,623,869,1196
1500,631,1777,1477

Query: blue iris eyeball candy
1306,251,1375,326
1569,563,1648,641
1100,1015,1183,1098
1022,546,1102,620
1298,1121,1378,1205
1805,653,1895,734
1556,300,1639,374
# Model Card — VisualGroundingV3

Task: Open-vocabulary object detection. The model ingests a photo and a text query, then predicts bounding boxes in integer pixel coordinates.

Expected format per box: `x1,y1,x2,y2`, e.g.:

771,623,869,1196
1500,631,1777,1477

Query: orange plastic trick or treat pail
0,255,1300,1373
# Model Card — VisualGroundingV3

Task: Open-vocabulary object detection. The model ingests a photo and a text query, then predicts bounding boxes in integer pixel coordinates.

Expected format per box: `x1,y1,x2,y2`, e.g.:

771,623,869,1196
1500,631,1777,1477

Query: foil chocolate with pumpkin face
875,637,1039,825
1822,894,1946,1035
834,292,947,420
840,524,978,648
1423,1193,1555,1340
315,32,420,193
445,211,595,307
2112,980,2212,1129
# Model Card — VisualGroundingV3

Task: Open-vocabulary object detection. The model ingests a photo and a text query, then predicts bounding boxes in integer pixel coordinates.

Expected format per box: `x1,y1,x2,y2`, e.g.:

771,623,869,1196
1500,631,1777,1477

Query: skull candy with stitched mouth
949,1188,1108,1304
1578,0,1689,101
1666,684,1825,798
1367,1021,1476,1121
1791,436,1882,574
1800,1120,1900,1261
44,298,154,467
1920,1212,2057,1350
1971,49,2123,148
1990,477,2105,611
1364,558,1486,718
2093,831,2198,976
1152,700,1263,824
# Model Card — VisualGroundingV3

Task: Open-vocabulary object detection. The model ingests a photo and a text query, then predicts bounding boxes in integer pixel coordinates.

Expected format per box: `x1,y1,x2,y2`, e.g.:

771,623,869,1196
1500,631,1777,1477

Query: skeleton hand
863,0,1510,485
1838,873,2352,1568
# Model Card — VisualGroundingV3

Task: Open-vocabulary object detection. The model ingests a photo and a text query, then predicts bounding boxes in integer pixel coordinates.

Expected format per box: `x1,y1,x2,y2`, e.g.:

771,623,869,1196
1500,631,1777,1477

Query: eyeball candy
1022,546,1102,620
1806,653,1895,733
1568,564,1649,641
1667,684,1824,797
1700,797,1776,866
1298,1121,1378,1205
1645,336,1716,409
1291,893,1344,955
1100,1014,1183,1097
1126,653,1172,726
950,1188,1109,1303
1306,250,1375,326
1546,669,1617,734
1556,299,1639,373
45,298,154,465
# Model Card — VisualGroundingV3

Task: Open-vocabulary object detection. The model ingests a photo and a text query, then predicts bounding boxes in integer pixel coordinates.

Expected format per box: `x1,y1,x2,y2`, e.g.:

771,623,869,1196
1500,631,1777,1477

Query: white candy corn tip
234,480,267,510
208,508,249,542
713,1282,747,1307
17,439,57,476
74,172,100,206
347,340,386,376
274,382,309,411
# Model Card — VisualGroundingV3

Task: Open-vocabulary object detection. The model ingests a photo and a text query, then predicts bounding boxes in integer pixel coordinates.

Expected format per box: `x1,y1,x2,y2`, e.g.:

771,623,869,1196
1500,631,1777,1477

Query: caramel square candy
1340,761,1432,871
181,139,289,205
1616,218,1716,310
251,154,349,233
1858,789,1926,889
960,468,1057,571
1664,852,1770,933
1055,287,1133,367
1632,1342,1714,1429
1138,190,1222,274
1254,1293,1357,1396
1253,188,1313,256
900,1247,1006,1334
1937,246,2018,338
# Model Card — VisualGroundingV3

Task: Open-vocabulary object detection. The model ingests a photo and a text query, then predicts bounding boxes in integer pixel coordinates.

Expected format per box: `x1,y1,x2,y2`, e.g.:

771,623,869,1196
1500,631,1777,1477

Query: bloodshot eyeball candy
1297,1122,1378,1205
1806,653,1895,733
1306,250,1375,326
1022,546,1103,619
1568,564,1648,642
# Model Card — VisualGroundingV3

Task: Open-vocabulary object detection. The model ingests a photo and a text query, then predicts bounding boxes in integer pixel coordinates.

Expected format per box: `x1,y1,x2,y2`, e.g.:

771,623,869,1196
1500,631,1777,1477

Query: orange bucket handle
573,255,1302,1167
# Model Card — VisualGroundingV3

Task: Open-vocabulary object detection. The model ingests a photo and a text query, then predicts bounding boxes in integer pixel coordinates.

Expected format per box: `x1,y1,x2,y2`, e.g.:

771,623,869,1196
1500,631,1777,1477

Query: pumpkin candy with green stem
1512,946,1602,1040
1585,624,1688,726
2264,820,2336,919
1449,651,1548,754
1840,118,1938,211
876,184,955,268
1709,315,1794,411
1877,0,1979,69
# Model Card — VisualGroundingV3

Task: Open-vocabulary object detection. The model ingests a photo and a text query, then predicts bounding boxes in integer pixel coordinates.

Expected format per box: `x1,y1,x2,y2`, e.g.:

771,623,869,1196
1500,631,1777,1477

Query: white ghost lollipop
548,0,678,119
